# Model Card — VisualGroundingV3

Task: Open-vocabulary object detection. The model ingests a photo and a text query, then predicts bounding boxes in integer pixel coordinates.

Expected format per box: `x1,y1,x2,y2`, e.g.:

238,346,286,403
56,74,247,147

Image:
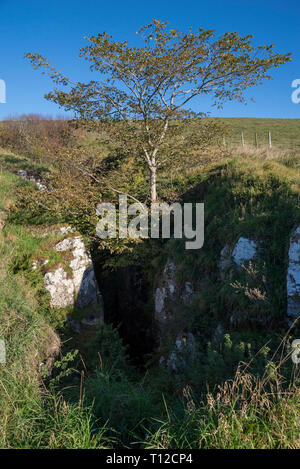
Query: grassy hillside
218,117,300,150
0,171,113,448
0,144,300,448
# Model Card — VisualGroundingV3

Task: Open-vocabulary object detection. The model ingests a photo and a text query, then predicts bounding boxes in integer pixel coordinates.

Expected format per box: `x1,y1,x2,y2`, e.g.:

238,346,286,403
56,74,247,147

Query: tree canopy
26,19,291,201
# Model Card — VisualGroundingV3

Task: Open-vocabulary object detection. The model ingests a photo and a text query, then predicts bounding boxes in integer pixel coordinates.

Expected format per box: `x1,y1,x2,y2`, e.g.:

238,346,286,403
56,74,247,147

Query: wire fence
222,132,300,151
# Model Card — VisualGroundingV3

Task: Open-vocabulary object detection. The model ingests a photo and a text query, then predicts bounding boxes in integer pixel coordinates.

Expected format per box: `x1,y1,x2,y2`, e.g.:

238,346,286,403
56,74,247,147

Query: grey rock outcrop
154,261,196,369
154,261,177,332
232,237,257,267
36,230,104,326
44,267,74,308
161,332,195,371
154,264,195,327
155,261,190,340
219,237,258,279
219,237,260,327
287,226,300,323
17,169,48,191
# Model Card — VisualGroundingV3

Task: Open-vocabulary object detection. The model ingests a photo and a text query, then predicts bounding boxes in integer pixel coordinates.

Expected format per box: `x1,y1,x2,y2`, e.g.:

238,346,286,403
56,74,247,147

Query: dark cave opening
94,262,157,367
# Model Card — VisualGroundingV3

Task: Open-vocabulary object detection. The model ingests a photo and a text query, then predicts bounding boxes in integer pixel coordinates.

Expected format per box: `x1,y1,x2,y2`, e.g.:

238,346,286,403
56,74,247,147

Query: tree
26,20,291,202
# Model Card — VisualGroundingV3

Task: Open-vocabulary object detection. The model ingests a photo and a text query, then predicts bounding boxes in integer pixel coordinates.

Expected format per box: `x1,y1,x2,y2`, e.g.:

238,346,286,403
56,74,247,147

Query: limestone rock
232,237,257,267
17,170,28,179
154,261,197,370
154,261,177,334
44,267,75,308
219,237,258,279
154,261,196,334
17,169,48,191
38,232,104,325
167,332,195,371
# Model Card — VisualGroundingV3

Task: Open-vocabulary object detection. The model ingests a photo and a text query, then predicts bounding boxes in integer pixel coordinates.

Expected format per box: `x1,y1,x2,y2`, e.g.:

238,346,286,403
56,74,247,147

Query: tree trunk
150,166,157,203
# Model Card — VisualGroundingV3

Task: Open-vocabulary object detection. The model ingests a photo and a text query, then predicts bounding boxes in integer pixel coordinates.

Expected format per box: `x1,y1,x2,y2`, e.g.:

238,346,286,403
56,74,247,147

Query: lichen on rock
36,229,104,326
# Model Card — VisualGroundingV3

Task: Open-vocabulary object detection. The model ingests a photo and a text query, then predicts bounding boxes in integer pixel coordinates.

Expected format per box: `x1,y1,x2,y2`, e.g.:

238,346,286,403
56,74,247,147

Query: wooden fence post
268,131,272,149
241,132,245,148
255,133,258,148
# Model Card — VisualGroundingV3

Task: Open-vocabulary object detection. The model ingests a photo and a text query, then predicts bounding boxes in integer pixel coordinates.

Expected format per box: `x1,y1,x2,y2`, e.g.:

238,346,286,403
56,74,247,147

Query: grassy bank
217,117,300,150
0,145,300,448
0,171,113,448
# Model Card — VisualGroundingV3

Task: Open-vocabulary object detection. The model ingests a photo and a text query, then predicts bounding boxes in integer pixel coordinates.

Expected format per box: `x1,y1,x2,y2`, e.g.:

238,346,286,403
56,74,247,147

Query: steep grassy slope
0,171,112,448
0,145,299,449
217,117,300,149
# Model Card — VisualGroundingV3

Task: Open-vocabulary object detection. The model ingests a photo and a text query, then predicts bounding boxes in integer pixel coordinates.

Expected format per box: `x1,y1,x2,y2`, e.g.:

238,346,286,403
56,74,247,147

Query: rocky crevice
14,167,300,361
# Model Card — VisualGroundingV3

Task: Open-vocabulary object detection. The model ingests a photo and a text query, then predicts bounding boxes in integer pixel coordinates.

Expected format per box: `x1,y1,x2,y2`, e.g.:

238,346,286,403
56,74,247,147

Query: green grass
0,170,18,210
142,373,300,449
0,148,50,177
0,136,300,449
0,171,113,448
217,117,300,150
81,117,300,151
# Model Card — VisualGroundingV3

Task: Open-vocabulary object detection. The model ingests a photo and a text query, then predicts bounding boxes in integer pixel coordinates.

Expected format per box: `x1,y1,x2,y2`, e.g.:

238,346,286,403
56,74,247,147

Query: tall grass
0,171,113,448
0,143,299,449
142,358,300,449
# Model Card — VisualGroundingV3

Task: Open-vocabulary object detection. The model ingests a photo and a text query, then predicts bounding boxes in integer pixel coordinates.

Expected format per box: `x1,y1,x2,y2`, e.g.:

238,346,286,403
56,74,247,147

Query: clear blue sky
0,0,299,119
